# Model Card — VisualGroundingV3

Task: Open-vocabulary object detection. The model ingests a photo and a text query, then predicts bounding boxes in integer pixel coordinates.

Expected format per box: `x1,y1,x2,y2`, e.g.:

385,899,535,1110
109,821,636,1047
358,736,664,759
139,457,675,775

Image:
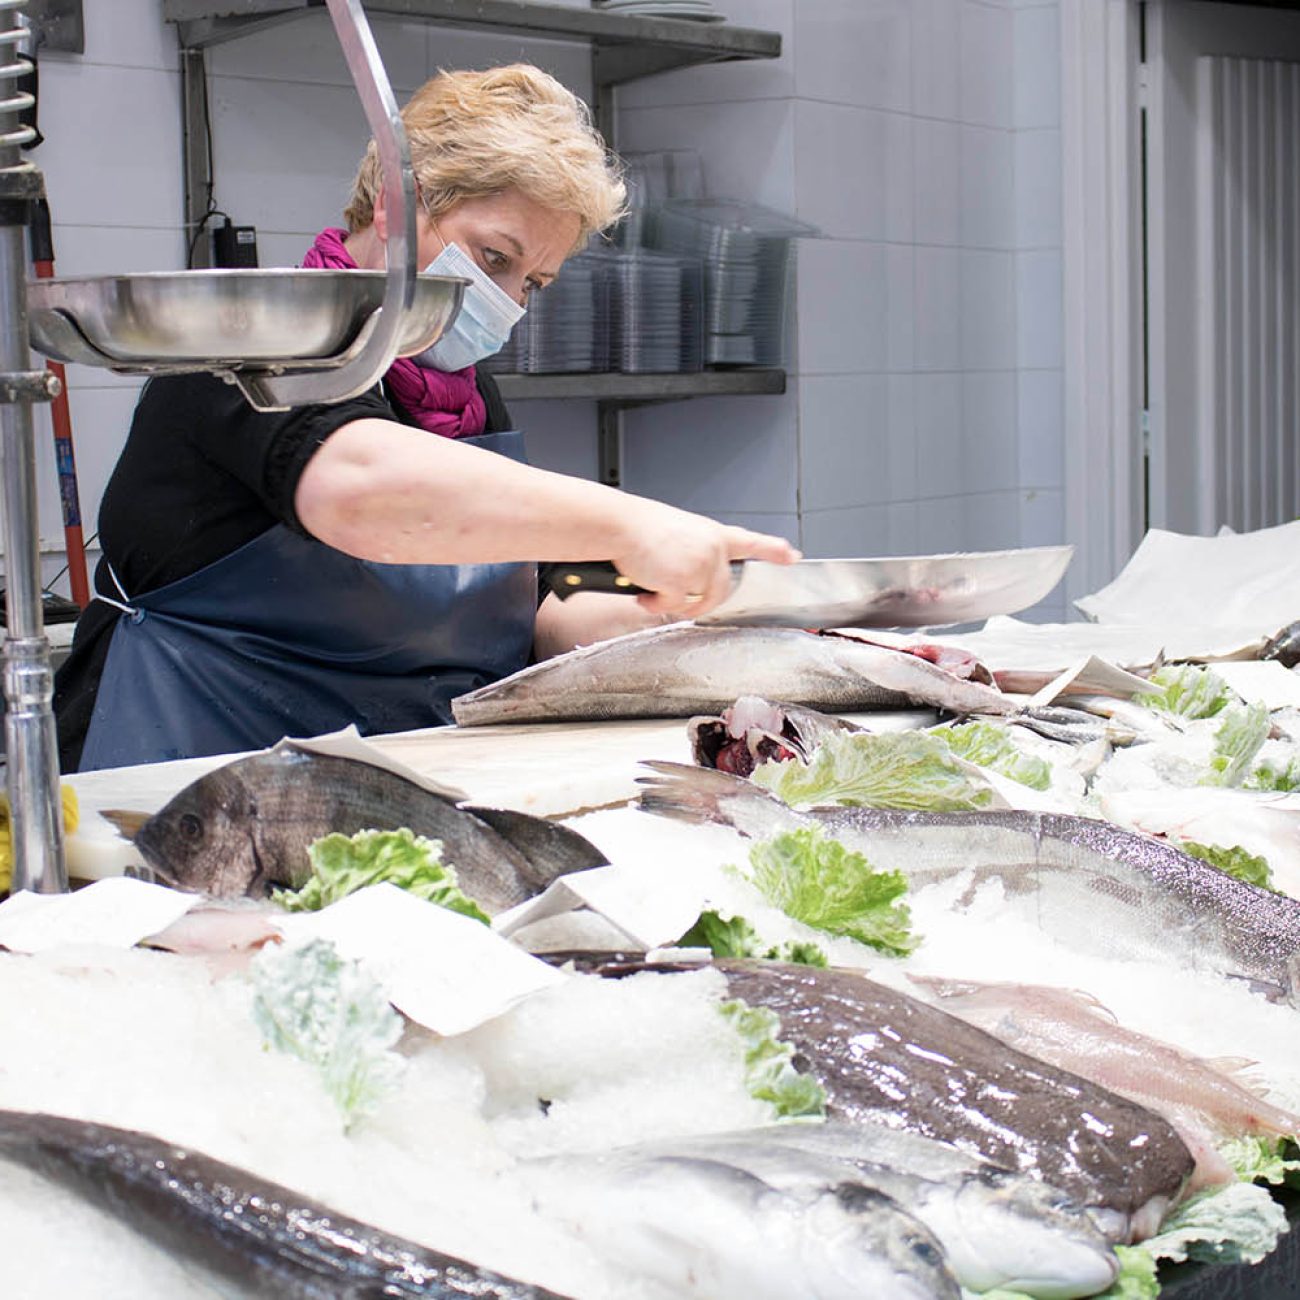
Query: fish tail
636,761,784,832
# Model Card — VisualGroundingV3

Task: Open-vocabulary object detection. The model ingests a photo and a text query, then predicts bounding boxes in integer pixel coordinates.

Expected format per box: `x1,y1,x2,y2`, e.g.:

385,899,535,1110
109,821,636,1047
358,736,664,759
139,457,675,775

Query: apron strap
91,562,139,618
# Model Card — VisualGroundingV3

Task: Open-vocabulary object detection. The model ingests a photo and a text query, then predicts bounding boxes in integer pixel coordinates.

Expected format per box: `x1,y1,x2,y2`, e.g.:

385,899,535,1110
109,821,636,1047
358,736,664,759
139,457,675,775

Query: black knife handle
545,561,650,599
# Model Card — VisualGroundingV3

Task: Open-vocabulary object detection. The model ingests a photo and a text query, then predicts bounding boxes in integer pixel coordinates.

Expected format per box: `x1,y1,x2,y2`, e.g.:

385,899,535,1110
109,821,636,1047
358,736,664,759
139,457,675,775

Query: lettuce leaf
744,828,916,957
719,998,826,1120
1178,841,1275,892
272,828,489,923
1247,753,1300,792
1140,1182,1288,1266
938,720,1052,791
1203,704,1270,788
678,909,829,967
1140,664,1233,719
1219,1135,1300,1186
251,938,405,1130
752,730,997,812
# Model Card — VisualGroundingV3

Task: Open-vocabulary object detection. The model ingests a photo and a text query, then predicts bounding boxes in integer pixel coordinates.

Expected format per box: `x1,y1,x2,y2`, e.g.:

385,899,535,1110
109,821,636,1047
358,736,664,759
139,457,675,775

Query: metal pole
0,1,64,894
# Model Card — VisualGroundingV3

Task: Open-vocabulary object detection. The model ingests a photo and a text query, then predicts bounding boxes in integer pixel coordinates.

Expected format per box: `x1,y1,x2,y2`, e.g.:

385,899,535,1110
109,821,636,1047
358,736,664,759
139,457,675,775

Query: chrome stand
0,1,64,893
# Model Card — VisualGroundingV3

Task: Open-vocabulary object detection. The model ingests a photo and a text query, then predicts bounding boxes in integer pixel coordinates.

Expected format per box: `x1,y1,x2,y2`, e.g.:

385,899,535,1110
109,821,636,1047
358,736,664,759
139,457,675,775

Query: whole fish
708,960,1194,1243
637,762,1300,1002
104,747,605,913
451,624,1014,726
615,1124,1119,1298
0,1109,570,1299
689,696,863,776
914,978,1300,1149
528,1151,960,1300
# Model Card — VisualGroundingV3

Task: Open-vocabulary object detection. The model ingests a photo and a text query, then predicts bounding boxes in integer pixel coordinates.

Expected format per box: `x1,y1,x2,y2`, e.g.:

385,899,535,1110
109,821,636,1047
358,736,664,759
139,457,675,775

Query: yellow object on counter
0,785,80,893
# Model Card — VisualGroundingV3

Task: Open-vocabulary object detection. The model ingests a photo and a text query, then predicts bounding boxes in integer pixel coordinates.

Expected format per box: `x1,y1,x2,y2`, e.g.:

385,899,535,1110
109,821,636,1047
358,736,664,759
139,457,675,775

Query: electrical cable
186,59,227,267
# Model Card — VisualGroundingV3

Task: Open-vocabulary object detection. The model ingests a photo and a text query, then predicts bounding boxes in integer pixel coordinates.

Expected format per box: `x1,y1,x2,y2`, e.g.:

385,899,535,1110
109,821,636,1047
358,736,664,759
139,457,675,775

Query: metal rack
164,0,787,485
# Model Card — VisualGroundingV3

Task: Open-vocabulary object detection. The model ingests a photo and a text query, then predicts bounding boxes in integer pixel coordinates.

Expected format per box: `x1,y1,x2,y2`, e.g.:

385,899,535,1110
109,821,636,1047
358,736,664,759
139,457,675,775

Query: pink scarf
301,228,487,439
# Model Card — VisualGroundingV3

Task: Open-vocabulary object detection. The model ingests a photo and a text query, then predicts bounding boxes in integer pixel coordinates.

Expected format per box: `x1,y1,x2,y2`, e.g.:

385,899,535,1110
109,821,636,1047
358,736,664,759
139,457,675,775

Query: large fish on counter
637,762,1300,1002
599,1123,1120,1298
451,624,1013,726
676,960,1193,1243
105,747,605,912
527,1150,961,1300
0,1109,570,1299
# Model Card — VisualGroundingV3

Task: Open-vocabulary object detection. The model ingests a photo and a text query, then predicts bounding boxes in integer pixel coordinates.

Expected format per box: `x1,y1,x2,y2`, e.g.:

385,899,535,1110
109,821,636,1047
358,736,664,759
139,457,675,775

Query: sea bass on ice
106,747,605,913
528,1151,960,1300
451,624,1013,726
0,1109,569,1299
704,960,1194,1243
637,762,1300,1002
914,977,1300,1176
617,1123,1119,1298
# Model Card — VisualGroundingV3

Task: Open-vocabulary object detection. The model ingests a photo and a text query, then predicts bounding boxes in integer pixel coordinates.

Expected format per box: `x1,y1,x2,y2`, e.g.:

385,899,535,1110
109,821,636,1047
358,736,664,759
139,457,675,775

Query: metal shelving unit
163,0,787,485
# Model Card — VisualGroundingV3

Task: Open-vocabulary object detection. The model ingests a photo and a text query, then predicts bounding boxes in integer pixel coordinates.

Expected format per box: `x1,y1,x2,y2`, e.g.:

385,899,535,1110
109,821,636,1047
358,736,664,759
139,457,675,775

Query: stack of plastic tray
642,199,815,367
606,250,704,373
482,251,608,374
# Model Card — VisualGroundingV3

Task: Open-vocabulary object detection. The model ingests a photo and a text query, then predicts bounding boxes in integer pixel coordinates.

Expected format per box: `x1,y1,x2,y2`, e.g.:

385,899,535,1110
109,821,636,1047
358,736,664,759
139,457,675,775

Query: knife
542,546,1074,630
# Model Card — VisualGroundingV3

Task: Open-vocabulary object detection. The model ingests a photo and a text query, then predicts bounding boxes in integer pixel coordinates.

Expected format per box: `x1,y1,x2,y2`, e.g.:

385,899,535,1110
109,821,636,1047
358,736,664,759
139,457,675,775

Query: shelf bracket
597,400,623,488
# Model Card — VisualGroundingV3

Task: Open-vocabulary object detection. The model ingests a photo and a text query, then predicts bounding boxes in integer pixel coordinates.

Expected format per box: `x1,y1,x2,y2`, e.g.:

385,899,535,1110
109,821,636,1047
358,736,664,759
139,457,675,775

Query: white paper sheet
280,883,565,1036
0,877,199,953
282,726,467,802
1213,660,1300,712
1075,522,1300,634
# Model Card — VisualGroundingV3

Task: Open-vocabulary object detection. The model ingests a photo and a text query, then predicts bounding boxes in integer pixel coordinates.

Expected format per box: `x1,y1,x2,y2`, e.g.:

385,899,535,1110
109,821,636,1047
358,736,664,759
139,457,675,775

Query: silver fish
710,960,1194,1243
451,624,1014,726
914,978,1300,1152
636,762,1300,1002
619,1123,1119,1298
0,1109,569,1299
105,747,605,914
688,695,863,776
529,1150,960,1300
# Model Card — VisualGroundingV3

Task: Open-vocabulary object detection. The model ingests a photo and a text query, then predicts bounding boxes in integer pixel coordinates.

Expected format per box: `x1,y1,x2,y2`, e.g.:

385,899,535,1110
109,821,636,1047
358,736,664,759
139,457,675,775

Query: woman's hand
608,497,800,618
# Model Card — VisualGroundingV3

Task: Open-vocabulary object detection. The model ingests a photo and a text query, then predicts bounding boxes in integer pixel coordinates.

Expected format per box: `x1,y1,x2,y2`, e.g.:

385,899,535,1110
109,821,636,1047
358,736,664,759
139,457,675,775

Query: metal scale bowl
4,0,462,893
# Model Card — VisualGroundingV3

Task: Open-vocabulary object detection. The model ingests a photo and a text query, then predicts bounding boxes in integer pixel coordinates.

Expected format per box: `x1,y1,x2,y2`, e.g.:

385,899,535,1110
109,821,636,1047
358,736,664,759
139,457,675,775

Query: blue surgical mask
414,240,525,372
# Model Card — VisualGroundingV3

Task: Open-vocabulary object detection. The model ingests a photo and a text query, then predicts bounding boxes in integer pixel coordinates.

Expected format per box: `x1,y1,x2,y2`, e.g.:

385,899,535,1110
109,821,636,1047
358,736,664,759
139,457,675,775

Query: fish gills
712,960,1194,1243
0,1109,569,1300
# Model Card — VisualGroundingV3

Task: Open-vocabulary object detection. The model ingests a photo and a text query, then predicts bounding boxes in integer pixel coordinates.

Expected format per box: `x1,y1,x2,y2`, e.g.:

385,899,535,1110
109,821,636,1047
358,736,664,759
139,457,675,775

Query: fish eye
910,1237,943,1267
178,813,204,842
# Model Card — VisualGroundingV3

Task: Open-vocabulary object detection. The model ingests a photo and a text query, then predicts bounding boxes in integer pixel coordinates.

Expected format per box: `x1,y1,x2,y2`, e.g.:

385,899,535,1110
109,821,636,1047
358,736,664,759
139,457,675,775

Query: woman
55,65,796,772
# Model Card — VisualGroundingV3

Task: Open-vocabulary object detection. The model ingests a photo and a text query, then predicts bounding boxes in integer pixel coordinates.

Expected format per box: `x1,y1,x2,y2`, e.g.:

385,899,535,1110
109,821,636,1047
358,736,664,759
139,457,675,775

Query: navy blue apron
78,429,536,771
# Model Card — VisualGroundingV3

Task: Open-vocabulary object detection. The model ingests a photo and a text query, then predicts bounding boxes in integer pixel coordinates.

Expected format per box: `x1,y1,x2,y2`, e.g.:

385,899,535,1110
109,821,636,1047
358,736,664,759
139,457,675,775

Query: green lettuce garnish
1219,1135,1300,1186
1140,664,1233,719
678,909,829,967
251,938,405,1130
272,828,489,922
938,720,1052,791
1179,841,1275,892
1140,1182,1288,1266
1247,753,1300,792
719,998,825,1120
743,828,916,957
1203,704,1271,788
1099,1247,1161,1299
752,730,997,812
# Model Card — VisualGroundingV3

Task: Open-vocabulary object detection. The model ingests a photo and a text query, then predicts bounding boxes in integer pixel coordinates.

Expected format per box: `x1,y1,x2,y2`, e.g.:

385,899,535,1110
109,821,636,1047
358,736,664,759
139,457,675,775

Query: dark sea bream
0,1110,570,1299
105,747,605,913
451,623,1013,726
710,961,1193,1243
637,762,1300,1002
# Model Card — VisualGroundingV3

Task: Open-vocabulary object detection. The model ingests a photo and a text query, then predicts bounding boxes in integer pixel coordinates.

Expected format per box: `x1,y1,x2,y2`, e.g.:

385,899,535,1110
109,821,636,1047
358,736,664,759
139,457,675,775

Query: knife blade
542,546,1073,630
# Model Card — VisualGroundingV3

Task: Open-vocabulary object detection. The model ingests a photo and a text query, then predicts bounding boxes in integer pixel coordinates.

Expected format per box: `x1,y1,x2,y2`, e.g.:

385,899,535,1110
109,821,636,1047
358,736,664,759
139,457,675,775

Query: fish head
134,766,264,897
940,1167,1120,1297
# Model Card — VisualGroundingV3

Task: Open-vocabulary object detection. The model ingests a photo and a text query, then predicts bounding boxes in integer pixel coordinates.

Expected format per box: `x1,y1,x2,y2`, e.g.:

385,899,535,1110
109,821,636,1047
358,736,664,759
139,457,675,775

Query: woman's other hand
608,498,800,618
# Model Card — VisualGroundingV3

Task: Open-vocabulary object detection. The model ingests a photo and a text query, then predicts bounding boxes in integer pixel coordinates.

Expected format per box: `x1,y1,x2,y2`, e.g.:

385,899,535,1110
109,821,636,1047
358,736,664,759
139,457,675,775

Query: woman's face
417,189,581,307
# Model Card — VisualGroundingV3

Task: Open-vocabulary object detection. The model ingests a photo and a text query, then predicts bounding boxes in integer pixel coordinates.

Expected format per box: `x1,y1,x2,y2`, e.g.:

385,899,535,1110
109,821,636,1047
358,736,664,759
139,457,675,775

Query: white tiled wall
21,0,1068,622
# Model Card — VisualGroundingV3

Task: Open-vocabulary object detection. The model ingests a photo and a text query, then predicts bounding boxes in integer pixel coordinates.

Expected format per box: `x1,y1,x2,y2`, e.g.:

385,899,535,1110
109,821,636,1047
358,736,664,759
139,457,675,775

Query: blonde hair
344,64,626,248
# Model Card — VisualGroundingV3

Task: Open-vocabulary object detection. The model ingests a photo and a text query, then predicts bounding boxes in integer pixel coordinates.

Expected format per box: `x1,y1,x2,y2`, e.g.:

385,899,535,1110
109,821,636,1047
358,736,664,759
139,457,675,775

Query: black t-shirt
54,369,513,770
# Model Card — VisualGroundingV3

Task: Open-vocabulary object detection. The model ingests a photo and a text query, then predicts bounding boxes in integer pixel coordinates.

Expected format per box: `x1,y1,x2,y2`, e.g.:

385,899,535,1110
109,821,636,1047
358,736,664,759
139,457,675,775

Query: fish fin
1204,1055,1262,1078
906,974,985,999
100,809,151,841
636,761,778,829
